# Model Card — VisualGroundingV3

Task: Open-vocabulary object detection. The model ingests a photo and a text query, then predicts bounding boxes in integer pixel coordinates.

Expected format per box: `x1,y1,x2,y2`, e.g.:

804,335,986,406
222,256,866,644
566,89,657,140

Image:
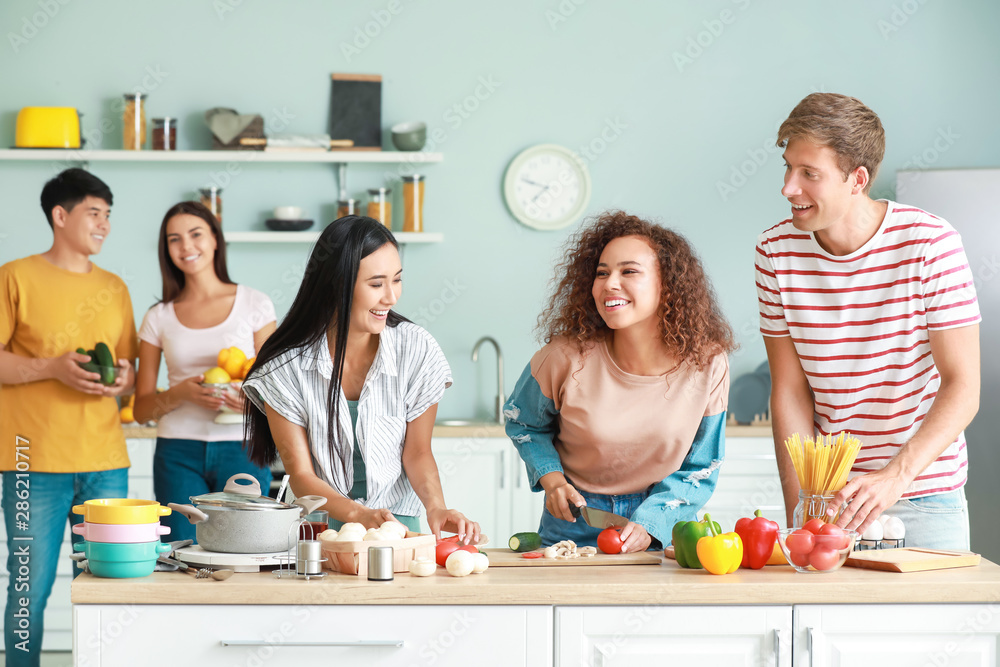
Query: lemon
239,356,256,380
119,406,134,423
218,347,247,379
203,366,232,384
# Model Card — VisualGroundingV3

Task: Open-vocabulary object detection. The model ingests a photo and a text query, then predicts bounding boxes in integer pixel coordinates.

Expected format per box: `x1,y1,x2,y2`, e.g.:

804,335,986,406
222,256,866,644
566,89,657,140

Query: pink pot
73,520,171,543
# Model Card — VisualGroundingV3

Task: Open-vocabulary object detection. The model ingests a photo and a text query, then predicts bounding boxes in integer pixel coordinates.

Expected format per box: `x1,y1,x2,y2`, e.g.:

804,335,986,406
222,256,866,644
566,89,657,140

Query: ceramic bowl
391,121,427,151
73,520,171,543
74,539,172,562
72,498,171,525
777,527,857,573
265,218,313,232
273,205,304,220
87,557,160,578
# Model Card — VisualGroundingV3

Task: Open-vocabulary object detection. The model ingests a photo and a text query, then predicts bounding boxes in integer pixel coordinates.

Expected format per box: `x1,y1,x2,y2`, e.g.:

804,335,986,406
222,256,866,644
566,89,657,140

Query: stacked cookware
72,499,172,578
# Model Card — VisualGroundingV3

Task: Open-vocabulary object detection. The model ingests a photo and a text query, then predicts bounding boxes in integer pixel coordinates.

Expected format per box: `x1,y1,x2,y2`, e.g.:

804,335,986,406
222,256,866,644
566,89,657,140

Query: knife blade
569,504,629,529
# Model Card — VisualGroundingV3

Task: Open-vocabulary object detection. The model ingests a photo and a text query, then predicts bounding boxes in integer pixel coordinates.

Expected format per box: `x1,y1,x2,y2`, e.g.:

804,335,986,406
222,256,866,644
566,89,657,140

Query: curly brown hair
538,211,737,369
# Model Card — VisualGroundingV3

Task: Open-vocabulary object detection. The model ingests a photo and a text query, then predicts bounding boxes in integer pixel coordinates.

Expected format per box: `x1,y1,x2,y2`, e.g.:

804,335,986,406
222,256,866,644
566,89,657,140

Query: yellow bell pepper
695,513,744,575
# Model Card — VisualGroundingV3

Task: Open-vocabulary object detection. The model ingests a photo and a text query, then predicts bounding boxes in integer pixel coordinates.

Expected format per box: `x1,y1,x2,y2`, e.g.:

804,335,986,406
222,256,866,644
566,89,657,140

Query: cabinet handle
807,626,815,667
220,639,403,648
499,450,506,489
772,628,780,667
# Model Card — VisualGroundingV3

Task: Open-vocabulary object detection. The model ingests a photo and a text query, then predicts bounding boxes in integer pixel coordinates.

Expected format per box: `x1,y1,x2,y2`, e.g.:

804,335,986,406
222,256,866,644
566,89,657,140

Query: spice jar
337,199,358,219
122,93,147,150
198,186,223,225
151,117,177,151
793,491,846,528
402,175,425,233
366,188,391,229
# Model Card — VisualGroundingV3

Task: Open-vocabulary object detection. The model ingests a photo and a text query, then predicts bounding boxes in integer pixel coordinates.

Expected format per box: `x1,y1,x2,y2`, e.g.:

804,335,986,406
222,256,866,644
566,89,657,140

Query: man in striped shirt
756,93,980,549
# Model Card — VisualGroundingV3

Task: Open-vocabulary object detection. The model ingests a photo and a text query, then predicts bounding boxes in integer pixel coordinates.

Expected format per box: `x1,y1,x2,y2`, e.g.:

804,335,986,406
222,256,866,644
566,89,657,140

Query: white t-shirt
242,321,452,516
755,201,981,498
138,284,276,441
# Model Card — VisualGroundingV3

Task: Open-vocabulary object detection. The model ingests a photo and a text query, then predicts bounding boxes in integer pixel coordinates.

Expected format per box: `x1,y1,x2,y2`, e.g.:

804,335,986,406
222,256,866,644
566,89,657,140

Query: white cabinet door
701,436,783,530
76,604,553,667
795,604,1000,667
426,438,512,539
510,455,546,536
556,605,792,667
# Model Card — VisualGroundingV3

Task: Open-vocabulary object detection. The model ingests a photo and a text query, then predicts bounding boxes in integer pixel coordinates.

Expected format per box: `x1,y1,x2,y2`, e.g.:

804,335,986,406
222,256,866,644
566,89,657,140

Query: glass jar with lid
151,117,177,150
792,490,846,528
402,175,425,233
337,199,358,219
366,188,392,229
198,186,223,225
122,93,147,150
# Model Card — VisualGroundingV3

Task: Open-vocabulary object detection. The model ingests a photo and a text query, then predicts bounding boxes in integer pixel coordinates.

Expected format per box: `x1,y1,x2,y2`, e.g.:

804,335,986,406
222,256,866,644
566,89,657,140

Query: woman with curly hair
504,211,736,551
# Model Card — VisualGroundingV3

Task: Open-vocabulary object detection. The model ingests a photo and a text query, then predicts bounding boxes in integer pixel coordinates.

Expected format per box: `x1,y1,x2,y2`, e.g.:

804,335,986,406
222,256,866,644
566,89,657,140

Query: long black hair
243,216,408,467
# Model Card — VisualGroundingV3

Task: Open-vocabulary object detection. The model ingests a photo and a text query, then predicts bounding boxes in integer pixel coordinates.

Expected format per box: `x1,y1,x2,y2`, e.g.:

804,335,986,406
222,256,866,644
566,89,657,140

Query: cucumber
94,342,116,384
79,348,100,374
508,532,542,552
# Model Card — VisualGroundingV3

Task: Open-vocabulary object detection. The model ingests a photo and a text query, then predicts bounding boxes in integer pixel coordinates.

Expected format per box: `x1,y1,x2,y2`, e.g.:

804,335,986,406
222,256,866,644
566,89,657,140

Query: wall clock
503,144,591,230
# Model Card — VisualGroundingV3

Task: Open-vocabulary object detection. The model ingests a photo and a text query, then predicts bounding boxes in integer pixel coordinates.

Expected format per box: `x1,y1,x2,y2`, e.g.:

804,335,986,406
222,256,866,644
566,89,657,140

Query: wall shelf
0,149,443,164
226,231,442,243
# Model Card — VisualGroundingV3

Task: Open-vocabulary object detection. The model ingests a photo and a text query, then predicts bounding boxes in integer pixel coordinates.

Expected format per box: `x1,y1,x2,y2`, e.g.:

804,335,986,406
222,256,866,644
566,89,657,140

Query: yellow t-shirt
0,255,139,472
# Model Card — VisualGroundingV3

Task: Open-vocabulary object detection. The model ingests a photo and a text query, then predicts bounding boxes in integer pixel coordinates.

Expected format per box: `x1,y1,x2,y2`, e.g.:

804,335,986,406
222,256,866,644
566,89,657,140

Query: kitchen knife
569,504,629,529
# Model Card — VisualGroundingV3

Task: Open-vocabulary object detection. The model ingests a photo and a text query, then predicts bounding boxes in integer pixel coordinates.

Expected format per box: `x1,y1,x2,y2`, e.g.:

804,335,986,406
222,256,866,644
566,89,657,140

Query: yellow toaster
15,107,82,148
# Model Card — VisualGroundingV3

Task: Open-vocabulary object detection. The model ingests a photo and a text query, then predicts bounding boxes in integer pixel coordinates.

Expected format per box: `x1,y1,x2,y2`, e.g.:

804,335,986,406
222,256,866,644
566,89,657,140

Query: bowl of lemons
202,347,256,425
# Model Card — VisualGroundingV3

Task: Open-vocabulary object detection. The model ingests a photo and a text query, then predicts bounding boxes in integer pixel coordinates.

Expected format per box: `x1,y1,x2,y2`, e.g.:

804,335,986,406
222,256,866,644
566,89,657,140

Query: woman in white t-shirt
134,201,276,542
242,216,480,544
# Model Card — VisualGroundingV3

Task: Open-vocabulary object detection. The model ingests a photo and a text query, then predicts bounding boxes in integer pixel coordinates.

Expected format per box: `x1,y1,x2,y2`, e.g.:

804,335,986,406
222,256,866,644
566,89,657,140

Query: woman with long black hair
243,216,480,542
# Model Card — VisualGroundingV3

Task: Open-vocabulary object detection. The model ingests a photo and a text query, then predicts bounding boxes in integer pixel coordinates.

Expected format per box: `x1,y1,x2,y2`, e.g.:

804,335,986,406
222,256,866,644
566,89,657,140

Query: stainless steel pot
168,474,326,553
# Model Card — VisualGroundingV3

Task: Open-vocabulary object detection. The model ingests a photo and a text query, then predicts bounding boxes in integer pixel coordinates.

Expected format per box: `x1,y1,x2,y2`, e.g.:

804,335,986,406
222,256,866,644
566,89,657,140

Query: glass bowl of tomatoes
777,521,858,573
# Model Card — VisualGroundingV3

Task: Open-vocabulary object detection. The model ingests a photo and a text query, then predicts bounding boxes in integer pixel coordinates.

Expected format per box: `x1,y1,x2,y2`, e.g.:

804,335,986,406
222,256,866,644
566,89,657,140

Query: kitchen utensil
168,473,326,553
568,504,629,529
265,218,314,232
272,206,304,220
391,121,427,151
275,475,290,505
845,548,981,573
15,107,82,148
72,498,171,525
239,135,354,150
158,554,227,579
368,546,394,581
73,520,170,543
483,548,660,567
777,528,858,573
321,531,435,577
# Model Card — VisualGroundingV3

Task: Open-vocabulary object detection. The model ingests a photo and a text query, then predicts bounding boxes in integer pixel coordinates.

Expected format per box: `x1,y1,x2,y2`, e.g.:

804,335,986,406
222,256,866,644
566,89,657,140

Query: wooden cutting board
845,548,981,573
483,548,661,567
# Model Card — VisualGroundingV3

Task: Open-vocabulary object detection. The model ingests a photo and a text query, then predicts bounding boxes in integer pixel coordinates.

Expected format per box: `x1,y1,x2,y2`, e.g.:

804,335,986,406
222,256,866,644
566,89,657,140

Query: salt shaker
367,545,394,581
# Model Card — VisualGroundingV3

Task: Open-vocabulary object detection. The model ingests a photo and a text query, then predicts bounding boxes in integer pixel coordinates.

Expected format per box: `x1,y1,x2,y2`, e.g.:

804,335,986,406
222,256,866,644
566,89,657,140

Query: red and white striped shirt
755,201,980,498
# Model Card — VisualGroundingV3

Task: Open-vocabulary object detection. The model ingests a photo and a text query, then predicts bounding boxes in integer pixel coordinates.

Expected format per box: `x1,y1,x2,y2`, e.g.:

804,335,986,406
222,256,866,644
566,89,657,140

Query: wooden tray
483,548,660,567
845,547,981,573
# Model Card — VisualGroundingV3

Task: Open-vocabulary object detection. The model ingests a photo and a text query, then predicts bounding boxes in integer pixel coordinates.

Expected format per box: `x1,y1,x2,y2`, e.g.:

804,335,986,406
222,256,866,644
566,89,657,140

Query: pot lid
190,473,292,511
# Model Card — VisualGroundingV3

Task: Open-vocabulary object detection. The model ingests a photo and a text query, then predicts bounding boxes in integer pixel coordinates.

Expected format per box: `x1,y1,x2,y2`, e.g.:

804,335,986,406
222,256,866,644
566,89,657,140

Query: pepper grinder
368,546,394,581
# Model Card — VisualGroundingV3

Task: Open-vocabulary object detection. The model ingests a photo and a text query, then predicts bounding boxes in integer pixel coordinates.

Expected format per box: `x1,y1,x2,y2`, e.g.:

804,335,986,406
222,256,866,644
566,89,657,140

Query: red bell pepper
734,509,779,570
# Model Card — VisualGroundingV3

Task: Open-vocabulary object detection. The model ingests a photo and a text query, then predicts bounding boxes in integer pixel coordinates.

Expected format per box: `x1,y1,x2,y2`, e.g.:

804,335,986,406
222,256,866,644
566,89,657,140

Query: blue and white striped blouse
243,321,452,516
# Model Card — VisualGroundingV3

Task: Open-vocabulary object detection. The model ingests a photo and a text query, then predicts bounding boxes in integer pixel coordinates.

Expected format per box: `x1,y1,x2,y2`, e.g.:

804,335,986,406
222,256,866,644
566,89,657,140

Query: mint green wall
2,1,999,422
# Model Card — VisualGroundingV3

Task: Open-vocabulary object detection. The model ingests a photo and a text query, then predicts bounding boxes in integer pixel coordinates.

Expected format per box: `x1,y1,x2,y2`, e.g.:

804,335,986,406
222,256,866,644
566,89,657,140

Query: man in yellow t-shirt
0,168,138,666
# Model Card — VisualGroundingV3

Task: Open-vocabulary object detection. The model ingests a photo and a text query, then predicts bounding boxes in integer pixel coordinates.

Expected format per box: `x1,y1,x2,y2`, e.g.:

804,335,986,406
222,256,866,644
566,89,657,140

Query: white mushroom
472,552,489,574
445,550,475,577
409,557,436,577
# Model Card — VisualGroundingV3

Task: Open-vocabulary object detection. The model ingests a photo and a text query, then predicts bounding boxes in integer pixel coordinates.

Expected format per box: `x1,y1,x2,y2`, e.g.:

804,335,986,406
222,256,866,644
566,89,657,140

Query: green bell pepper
672,516,722,569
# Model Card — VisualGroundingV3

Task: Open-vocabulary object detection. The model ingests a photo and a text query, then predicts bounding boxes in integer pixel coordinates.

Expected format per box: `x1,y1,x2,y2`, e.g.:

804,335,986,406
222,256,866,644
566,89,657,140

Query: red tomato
521,552,544,559
435,541,460,567
597,527,624,554
789,550,811,567
802,518,828,535
457,544,479,555
808,547,841,571
817,523,850,550
784,529,815,555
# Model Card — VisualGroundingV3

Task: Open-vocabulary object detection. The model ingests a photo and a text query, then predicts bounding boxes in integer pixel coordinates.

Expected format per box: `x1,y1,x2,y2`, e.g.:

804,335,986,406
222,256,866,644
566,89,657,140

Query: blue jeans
538,487,659,549
880,487,970,550
3,468,127,667
153,438,272,543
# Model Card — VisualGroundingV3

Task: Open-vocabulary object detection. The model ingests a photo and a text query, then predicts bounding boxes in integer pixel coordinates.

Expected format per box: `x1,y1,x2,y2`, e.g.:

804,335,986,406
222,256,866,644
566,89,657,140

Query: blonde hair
777,93,885,193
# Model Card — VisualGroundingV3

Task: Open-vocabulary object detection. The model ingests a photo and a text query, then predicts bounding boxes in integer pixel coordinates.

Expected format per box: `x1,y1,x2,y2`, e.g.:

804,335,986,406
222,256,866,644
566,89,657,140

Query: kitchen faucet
472,336,504,425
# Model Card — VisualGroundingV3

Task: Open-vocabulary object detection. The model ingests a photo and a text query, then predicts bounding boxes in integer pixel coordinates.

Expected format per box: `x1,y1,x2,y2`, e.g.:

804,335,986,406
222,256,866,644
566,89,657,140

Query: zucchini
94,342,116,384
508,532,542,552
